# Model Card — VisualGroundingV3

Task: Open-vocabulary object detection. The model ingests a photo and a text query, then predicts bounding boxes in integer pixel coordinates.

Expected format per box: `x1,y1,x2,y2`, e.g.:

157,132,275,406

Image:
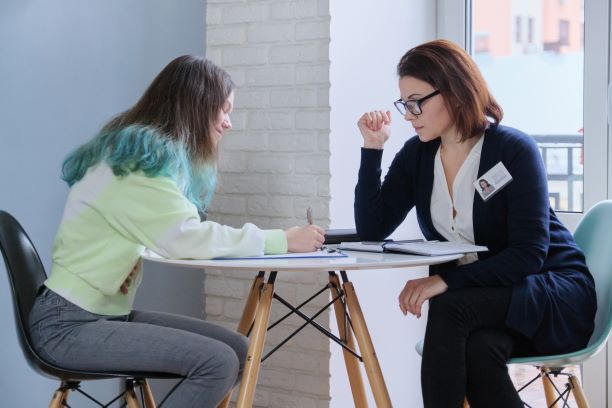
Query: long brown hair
102,55,234,165
397,40,502,141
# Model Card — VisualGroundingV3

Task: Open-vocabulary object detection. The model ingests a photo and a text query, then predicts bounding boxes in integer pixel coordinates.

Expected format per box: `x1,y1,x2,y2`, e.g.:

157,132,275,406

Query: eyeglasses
394,90,440,116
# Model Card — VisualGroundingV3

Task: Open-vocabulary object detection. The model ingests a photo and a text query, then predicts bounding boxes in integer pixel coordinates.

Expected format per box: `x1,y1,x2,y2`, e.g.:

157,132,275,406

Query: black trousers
421,287,538,408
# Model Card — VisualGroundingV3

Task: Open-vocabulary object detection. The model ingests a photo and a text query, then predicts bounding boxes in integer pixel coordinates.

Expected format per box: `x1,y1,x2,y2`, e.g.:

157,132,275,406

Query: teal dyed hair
62,125,217,211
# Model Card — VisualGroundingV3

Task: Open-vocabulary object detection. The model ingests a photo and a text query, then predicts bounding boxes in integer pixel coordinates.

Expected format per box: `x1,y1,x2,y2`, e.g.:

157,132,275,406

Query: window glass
472,0,584,212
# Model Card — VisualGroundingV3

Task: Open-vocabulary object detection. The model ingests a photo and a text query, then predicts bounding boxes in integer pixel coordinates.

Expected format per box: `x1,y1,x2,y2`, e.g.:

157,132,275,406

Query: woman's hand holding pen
285,225,325,252
357,110,392,150
399,275,448,318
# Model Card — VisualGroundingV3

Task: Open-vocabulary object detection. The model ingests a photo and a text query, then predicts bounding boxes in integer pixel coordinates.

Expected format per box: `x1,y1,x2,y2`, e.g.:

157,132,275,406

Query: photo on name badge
474,162,513,201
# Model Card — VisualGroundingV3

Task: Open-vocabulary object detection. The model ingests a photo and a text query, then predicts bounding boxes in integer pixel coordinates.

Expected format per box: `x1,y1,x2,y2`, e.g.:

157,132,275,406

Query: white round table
142,249,461,272
143,249,462,408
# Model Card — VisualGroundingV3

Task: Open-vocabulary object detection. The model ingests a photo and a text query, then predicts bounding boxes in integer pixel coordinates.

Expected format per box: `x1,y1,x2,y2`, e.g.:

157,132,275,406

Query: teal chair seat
415,200,612,408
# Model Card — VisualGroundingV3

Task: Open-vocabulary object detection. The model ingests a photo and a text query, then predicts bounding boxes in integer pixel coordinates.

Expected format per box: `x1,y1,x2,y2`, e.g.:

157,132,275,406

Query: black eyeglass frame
394,90,440,116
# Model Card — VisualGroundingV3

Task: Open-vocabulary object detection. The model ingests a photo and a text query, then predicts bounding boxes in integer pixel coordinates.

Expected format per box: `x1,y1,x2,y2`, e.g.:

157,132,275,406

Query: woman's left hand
399,275,448,318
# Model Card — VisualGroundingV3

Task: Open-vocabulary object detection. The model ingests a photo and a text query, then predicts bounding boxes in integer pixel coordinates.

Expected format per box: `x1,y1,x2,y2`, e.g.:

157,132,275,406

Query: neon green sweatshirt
46,163,287,315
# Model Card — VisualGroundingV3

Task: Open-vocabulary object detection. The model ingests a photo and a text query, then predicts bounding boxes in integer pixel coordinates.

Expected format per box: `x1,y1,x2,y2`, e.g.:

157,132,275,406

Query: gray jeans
29,287,249,408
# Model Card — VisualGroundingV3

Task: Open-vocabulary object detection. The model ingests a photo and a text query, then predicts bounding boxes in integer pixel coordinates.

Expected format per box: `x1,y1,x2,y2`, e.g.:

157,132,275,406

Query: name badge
474,162,513,201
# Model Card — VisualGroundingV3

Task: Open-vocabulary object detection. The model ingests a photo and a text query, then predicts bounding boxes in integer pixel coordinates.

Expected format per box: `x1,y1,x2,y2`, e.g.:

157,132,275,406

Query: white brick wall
205,1,331,407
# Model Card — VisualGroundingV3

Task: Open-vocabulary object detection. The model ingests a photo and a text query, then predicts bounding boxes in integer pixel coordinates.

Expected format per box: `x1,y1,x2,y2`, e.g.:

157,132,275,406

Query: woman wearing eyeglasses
354,40,596,408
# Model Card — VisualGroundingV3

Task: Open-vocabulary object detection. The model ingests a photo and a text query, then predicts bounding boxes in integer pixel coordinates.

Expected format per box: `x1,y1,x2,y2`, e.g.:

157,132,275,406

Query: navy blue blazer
354,124,596,354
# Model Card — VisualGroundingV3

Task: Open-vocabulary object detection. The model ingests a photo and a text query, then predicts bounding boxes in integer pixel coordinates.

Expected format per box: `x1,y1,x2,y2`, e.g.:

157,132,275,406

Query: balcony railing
532,134,583,212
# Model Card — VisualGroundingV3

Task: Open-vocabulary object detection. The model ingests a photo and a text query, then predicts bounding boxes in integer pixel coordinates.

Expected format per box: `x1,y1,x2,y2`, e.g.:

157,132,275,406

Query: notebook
338,240,488,256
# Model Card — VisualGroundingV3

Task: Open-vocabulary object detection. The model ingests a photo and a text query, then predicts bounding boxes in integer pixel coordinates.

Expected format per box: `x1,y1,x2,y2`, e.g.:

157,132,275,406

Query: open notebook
338,240,488,256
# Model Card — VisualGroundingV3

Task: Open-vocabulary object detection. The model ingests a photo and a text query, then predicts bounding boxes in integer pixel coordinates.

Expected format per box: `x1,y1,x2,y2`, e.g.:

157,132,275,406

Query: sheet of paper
142,248,347,260
214,250,347,260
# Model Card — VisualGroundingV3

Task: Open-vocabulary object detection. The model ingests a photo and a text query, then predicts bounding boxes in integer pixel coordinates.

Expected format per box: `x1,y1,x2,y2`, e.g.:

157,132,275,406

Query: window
472,0,584,213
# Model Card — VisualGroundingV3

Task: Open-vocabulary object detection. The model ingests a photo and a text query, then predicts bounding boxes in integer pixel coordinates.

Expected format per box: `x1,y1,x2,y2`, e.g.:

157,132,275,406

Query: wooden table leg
217,272,265,408
329,272,368,408
237,272,265,335
343,280,392,408
235,277,275,408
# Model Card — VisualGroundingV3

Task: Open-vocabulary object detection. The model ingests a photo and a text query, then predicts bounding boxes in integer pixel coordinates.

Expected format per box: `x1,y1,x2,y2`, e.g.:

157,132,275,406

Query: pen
306,206,313,225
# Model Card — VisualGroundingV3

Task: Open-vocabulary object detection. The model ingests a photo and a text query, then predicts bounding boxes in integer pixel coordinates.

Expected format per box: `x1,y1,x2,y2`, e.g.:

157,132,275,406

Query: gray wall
0,0,206,405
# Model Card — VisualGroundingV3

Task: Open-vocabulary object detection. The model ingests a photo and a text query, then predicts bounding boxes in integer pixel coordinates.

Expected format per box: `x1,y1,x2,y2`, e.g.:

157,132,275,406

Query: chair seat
40,368,183,382
415,337,608,368
508,338,608,367
32,357,182,382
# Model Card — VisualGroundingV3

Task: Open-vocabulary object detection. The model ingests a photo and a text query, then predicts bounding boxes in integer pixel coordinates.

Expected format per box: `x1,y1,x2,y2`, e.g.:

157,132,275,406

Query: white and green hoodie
46,163,287,316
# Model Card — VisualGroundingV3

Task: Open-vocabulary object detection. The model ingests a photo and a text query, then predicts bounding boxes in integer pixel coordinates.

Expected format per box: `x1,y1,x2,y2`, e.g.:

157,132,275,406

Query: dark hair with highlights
397,40,503,141
102,55,234,164
61,56,234,211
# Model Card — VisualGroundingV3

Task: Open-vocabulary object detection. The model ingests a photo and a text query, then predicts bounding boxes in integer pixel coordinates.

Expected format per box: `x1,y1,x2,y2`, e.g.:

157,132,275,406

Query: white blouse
430,135,484,265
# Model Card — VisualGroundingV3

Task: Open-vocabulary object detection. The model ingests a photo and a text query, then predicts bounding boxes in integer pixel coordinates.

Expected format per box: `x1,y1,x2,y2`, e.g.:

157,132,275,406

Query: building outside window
515,16,522,42
473,0,584,213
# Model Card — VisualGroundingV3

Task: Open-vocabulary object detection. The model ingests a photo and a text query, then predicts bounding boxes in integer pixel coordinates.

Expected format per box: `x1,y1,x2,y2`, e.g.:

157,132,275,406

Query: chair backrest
0,210,49,373
573,201,612,348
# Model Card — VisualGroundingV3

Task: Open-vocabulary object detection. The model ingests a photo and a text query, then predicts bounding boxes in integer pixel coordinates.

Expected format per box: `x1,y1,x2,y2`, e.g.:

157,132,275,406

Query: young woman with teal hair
28,55,325,408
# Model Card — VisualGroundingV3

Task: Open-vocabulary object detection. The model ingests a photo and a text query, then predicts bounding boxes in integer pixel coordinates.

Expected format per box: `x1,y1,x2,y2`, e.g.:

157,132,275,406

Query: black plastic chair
0,210,181,408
